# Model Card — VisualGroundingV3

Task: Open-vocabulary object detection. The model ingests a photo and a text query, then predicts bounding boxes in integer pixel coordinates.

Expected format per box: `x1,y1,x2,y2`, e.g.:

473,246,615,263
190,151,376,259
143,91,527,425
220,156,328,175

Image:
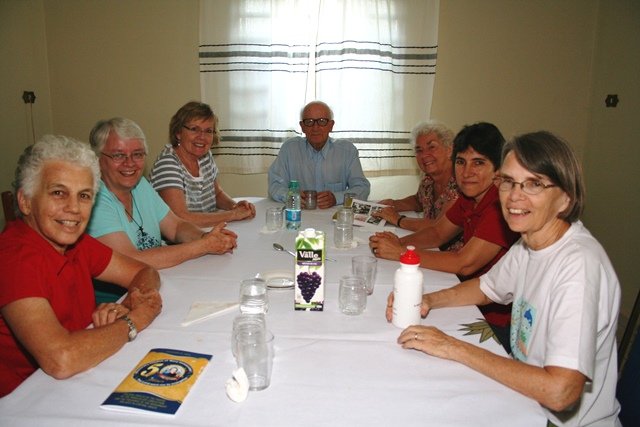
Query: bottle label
285,209,301,222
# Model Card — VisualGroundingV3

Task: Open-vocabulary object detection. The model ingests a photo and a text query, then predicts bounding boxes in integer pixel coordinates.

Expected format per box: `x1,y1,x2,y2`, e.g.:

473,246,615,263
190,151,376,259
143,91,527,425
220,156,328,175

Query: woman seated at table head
0,135,162,397
388,131,621,426
148,101,256,228
374,120,462,251
87,117,238,270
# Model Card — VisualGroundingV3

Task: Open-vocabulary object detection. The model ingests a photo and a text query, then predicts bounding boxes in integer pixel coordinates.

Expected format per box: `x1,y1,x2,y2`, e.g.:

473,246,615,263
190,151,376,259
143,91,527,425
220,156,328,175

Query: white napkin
181,301,239,326
225,367,249,402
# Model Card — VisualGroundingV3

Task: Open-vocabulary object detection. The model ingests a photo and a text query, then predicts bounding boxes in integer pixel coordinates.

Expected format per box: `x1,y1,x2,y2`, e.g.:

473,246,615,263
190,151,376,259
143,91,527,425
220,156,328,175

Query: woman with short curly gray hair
375,120,462,251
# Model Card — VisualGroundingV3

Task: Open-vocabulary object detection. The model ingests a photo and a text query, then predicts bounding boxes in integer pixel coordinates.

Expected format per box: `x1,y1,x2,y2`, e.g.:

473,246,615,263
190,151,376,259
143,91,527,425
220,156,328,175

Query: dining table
0,198,547,426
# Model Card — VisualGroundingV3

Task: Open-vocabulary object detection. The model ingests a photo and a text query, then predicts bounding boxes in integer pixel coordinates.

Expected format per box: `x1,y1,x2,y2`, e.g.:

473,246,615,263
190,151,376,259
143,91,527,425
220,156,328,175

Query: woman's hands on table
369,231,404,260
397,325,458,360
230,200,256,221
201,222,238,254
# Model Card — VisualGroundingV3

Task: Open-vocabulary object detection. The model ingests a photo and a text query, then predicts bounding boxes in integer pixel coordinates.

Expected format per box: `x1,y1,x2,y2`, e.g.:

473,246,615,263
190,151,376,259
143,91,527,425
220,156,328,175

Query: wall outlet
22,91,36,104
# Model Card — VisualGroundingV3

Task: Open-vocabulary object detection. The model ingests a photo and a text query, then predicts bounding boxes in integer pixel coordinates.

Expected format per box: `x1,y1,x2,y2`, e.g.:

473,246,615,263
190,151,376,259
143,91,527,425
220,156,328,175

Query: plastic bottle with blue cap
392,246,423,328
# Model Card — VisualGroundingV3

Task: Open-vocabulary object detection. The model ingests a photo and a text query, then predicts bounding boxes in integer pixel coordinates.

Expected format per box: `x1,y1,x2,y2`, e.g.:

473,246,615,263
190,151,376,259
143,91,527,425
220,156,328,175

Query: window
200,0,439,176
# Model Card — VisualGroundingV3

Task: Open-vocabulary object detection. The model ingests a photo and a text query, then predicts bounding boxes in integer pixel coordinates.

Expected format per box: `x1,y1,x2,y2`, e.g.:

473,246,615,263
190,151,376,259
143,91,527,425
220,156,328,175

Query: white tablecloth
0,199,547,426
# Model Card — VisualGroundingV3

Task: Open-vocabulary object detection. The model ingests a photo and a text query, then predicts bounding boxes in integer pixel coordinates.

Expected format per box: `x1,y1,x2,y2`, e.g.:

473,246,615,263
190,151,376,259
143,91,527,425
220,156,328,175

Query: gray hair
89,117,148,154
300,101,334,120
503,131,585,223
410,120,454,147
13,135,100,217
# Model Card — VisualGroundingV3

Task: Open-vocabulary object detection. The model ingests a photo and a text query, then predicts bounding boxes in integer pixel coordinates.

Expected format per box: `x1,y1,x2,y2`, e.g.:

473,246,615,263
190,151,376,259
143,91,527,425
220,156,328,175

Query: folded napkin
225,367,249,402
181,301,239,326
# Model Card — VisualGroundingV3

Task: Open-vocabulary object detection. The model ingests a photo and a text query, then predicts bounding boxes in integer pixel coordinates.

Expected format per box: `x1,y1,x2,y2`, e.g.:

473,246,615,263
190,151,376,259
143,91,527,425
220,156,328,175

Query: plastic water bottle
392,246,424,328
285,180,301,230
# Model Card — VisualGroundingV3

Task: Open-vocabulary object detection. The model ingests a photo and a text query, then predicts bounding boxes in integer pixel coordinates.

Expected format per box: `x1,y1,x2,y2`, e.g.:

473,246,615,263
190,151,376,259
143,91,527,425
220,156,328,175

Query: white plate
260,269,294,289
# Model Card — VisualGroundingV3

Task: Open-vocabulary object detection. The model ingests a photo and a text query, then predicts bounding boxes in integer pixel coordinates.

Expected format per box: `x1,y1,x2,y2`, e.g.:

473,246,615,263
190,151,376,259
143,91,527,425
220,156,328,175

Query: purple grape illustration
297,271,322,303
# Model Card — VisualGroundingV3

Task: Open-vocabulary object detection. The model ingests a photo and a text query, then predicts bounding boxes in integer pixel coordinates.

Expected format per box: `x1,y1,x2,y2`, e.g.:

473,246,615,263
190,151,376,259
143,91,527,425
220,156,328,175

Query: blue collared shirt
268,137,370,204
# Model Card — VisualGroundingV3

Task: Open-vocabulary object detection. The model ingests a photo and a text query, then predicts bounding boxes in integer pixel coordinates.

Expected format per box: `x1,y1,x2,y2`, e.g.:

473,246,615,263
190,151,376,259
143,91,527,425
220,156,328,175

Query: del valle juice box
294,228,325,311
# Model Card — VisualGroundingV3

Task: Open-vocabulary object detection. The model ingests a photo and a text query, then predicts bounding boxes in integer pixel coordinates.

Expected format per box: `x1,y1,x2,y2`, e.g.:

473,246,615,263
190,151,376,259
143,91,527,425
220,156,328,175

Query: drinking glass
303,190,317,210
334,207,354,249
231,313,266,358
352,255,378,295
265,207,283,231
338,276,367,315
343,192,356,207
236,330,275,391
239,278,269,314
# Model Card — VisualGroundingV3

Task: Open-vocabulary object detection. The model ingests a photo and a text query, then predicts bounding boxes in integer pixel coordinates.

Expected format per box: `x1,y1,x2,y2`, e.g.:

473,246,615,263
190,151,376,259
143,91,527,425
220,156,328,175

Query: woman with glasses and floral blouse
149,102,255,228
87,117,238,273
373,120,462,251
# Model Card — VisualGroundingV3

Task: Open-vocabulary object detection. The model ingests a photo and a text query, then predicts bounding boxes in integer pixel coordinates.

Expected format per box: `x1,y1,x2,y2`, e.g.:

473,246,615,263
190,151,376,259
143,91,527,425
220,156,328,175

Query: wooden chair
2,191,16,223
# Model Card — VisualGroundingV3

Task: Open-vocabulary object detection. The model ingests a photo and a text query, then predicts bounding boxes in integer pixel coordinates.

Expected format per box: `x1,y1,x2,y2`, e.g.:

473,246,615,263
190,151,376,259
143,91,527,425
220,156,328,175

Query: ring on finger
414,333,418,340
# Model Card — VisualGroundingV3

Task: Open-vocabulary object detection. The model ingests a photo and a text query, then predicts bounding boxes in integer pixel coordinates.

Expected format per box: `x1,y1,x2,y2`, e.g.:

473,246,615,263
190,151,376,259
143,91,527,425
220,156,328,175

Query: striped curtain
199,0,439,177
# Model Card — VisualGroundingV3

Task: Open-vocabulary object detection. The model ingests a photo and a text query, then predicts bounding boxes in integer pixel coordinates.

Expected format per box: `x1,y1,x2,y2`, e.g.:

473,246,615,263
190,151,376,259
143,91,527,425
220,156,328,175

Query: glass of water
239,278,269,314
334,207,354,249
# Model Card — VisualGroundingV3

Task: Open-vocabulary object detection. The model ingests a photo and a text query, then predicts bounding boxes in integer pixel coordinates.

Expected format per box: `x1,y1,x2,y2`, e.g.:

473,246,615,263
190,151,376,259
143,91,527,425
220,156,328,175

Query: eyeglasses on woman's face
495,176,556,195
100,151,147,164
182,125,215,136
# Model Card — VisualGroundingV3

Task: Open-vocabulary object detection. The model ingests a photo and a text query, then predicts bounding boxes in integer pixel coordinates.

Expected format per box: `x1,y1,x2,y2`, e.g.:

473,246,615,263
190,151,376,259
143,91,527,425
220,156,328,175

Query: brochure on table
101,348,211,416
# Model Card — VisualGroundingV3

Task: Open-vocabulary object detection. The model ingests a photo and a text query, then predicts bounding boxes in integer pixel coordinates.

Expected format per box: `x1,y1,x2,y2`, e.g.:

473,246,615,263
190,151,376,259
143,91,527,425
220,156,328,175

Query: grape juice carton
294,228,325,311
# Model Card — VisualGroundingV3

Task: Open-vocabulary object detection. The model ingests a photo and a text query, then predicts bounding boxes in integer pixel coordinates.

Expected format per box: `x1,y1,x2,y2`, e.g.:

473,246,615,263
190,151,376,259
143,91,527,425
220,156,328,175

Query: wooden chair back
2,191,16,223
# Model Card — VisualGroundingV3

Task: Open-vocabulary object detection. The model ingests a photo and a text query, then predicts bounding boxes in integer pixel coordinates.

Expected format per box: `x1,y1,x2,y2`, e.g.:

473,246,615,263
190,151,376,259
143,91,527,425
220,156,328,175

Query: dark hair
452,122,505,170
169,101,219,146
503,131,585,222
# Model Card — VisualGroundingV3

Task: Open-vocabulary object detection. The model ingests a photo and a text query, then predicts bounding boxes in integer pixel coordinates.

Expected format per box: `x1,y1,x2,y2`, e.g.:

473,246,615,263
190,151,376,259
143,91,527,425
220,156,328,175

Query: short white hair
13,135,100,217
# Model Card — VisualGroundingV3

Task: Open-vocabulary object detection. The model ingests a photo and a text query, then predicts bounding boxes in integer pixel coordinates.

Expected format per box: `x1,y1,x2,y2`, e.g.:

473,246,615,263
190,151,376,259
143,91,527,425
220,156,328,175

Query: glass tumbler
239,278,269,314
338,276,367,315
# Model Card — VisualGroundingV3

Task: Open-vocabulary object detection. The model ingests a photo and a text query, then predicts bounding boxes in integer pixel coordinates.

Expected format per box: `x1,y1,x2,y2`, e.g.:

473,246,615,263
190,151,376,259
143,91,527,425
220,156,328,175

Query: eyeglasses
496,177,556,195
182,125,215,136
301,118,331,127
101,151,146,164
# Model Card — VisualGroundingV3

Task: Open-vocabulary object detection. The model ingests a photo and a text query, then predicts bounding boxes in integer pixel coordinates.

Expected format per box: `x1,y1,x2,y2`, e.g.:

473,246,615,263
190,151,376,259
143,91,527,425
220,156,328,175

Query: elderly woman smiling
375,120,462,250
388,132,621,426
0,136,162,397
87,118,238,270
149,101,255,228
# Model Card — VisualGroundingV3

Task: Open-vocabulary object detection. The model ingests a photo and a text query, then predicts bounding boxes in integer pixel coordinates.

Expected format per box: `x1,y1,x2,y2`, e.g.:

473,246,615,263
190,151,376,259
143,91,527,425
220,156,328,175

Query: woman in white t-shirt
385,131,621,426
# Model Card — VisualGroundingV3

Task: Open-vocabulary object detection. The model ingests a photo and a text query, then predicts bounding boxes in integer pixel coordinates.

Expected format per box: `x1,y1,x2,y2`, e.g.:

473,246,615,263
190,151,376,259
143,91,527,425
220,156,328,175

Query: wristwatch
119,315,138,342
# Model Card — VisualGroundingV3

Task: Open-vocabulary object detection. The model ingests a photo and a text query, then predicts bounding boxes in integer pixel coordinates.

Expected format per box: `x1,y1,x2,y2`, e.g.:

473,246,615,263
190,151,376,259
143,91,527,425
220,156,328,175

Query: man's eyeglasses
495,177,556,195
101,151,146,164
182,125,215,136
301,118,331,127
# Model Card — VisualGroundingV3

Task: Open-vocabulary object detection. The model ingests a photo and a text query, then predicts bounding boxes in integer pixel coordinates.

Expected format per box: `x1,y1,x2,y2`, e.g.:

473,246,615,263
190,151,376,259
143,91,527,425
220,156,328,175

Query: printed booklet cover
101,348,212,416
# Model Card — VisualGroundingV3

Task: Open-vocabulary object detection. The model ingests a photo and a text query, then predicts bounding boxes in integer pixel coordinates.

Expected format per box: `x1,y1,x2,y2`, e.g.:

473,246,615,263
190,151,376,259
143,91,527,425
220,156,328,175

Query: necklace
123,194,144,233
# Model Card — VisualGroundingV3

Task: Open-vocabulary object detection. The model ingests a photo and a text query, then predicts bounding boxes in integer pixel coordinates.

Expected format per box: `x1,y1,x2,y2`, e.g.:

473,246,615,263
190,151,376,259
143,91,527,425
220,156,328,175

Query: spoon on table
273,243,296,257
272,243,336,262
